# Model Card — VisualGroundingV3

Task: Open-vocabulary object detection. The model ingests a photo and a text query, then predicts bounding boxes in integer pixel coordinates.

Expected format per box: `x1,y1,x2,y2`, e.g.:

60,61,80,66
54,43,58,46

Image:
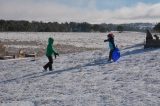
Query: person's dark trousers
43,56,53,71
108,49,114,61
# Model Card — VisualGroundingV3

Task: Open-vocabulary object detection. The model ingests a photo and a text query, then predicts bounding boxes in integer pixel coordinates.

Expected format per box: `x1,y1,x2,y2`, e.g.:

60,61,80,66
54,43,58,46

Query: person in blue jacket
104,33,116,62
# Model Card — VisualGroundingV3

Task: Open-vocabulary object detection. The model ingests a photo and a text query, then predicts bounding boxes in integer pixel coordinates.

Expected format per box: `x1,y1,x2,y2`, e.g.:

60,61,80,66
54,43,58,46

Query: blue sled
112,48,120,62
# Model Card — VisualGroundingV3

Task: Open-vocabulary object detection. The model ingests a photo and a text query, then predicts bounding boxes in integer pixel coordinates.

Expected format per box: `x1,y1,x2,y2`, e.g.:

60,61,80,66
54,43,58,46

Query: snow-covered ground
0,32,145,49
0,32,160,106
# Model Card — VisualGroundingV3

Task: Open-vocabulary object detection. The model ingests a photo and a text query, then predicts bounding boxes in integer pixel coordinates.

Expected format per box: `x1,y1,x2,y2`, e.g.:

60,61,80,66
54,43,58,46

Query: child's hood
48,37,54,45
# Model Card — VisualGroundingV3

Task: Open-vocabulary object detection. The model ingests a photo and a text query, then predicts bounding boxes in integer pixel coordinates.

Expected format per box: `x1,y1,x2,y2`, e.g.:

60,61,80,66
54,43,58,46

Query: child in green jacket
43,37,59,71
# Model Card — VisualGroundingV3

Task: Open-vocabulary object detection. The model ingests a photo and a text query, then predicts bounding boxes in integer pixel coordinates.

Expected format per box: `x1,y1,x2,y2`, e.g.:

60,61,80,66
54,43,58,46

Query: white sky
0,0,160,24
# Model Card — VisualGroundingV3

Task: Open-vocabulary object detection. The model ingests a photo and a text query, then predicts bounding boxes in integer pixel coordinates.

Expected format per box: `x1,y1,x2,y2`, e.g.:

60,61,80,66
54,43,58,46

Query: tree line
0,19,156,32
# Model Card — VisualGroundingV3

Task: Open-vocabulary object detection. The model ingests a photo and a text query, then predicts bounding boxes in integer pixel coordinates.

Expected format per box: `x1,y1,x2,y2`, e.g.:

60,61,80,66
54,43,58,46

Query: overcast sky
0,0,160,24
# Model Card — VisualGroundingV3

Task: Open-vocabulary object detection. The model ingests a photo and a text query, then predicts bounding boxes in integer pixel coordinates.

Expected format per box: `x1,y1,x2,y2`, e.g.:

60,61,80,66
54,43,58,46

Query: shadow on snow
0,58,110,84
121,43,159,57
0,45,159,84
121,47,159,57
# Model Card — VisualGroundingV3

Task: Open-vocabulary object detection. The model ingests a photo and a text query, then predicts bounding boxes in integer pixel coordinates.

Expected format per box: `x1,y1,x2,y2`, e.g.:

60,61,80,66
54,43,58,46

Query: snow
0,32,160,106
1,101,34,106
0,32,145,48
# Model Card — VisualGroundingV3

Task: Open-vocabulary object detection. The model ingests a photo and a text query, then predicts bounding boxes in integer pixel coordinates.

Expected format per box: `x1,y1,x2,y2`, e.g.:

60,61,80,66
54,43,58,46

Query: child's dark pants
43,56,53,70
108,49,114,61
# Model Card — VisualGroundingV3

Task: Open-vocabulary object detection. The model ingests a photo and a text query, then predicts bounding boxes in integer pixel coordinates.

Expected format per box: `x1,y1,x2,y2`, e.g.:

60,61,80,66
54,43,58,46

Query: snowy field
0,32,160,106
0,32,145,49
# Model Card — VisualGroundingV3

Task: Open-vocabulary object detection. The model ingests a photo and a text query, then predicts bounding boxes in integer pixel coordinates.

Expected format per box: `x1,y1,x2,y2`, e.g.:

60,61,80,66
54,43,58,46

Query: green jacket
46,38,56,56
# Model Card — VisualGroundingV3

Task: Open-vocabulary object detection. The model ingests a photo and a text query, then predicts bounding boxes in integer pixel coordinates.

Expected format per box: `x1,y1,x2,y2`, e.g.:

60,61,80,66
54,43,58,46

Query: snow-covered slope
0,32,160,106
